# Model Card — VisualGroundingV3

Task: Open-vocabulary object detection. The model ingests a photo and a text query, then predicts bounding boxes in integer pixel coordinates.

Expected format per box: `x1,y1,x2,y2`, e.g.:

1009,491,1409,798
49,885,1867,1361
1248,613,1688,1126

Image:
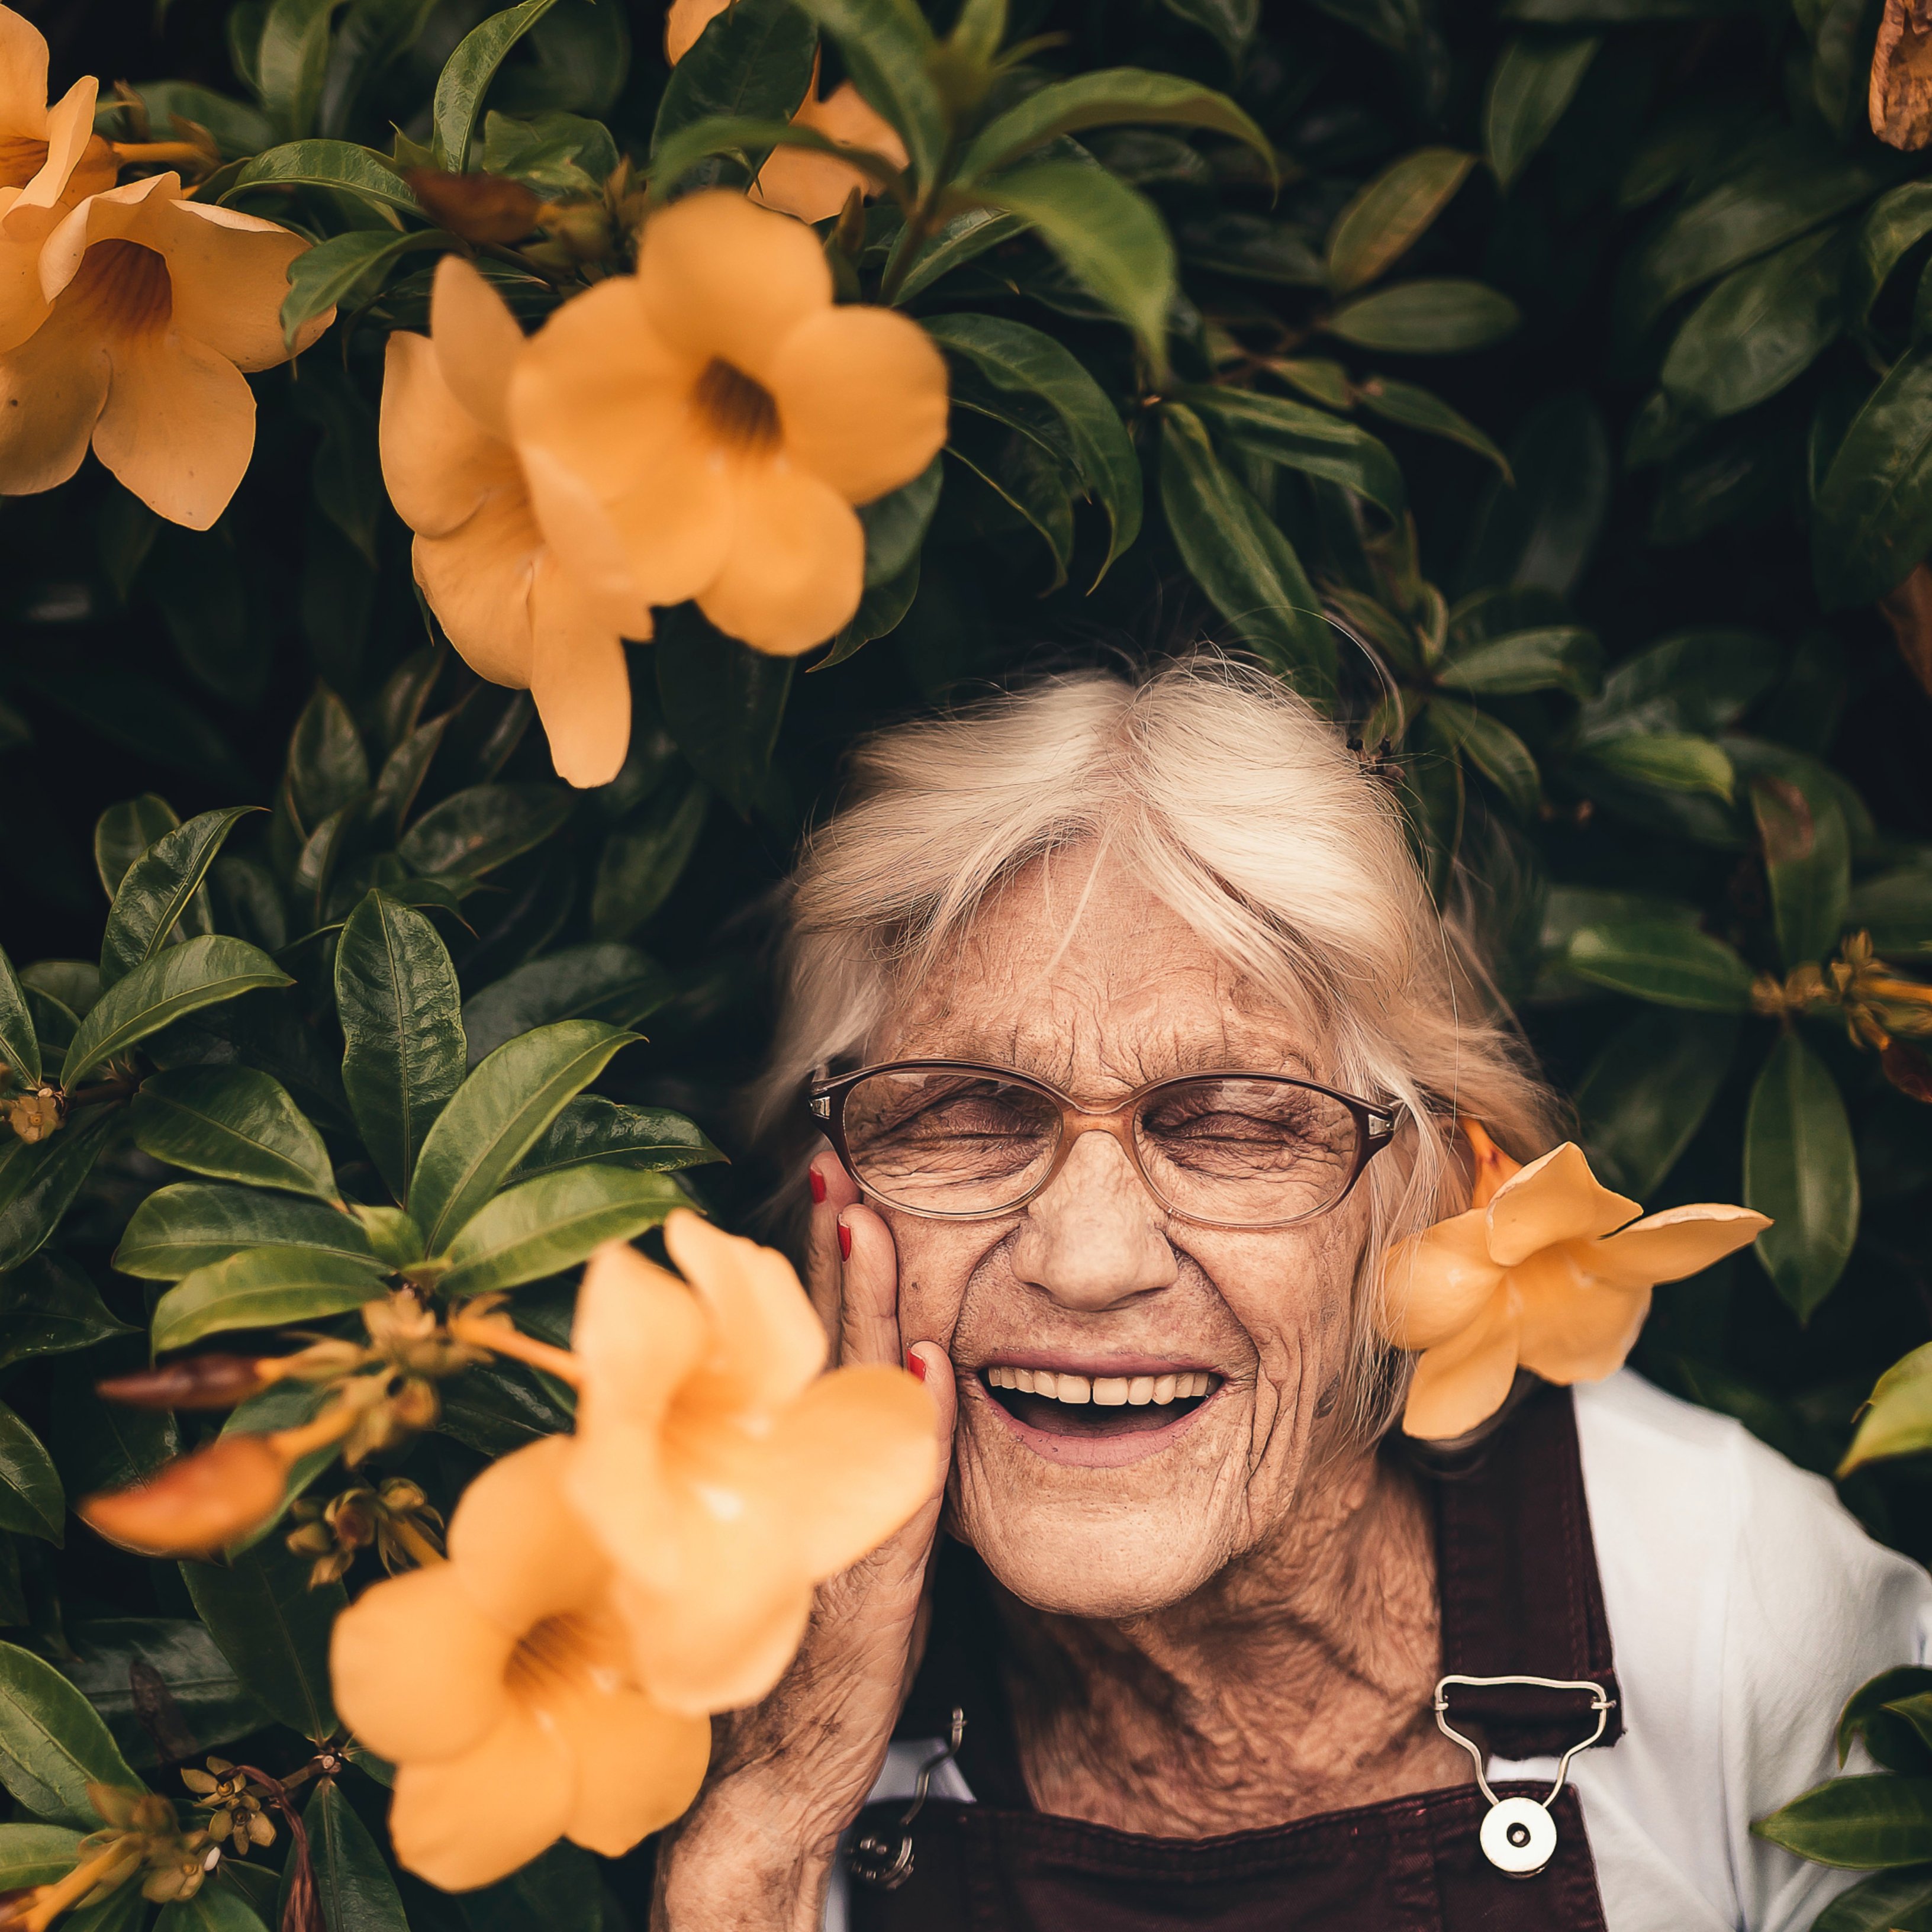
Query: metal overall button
847,1708,967,1891
1432,1673,1614,1881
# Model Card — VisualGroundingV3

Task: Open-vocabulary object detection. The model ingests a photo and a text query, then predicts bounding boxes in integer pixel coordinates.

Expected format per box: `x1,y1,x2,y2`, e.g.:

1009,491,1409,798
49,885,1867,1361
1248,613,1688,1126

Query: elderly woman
652,659,1931,1932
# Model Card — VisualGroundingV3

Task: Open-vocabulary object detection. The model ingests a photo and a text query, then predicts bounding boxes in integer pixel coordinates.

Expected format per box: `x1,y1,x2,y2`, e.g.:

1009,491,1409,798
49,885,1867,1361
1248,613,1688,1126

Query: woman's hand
651,1153,957,1932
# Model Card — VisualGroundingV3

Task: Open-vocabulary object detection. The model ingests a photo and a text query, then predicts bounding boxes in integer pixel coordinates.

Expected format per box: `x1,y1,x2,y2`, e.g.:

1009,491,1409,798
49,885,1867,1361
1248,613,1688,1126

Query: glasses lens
839,1069,1060,1215
1133,1078,1361,1226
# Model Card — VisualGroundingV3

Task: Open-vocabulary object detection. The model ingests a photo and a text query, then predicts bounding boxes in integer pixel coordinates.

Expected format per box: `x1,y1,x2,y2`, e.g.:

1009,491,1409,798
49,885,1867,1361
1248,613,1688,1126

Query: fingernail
906,1348,927,1382
809,1165,826,1205
838,1219,852,1261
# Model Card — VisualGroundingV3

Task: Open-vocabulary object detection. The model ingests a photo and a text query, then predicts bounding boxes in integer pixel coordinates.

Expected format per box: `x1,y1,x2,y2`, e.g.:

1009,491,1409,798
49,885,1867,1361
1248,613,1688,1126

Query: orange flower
564,1212,937,1714
379,256,651,788
0,170,327,528
510,190,948,655
1379,1135,1770,1440
330,1436,709,1891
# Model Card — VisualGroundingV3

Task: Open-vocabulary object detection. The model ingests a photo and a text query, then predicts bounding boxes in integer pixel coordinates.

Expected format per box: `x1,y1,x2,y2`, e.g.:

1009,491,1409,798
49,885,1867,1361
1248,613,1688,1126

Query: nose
1008,1127,1177,1312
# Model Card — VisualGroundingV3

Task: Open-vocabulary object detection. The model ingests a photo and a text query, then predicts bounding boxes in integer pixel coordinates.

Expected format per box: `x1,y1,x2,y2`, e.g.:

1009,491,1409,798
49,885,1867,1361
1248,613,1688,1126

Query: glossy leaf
115,1184,373,1281
99,808,255,988
1484,33,1599,189
1754,1775,1932,1868
63,937,291,1088
1425,698,1540,817
1579,627,1779,738
1566,920,1757,1009
1814,341,1932,609
1354,375,1511,474
93,794,179,901
1575,1006,1741,1199
0,1408,60,1545
0,946,37,1092
1438,626,1602,698
513,1095,724,1181
1158,404,1337,701
437,1165,685,1296
656,615,792,819
1178,385,1405,521
151,1247,388,1354
955,69,1273,186
156,1892,271,1932
858,459,943,590
1325,279,1520,352
1583,732,1736,800
1812,1866,1932,1932
947,414,1076,588
591,781,710,939
257,0,339,139
409,1020,638,1255
1849,183,1932,330
0,1110,126,1274
1459,393,1609,597
1752,771,1850,967
1745,1029,1859,1320
228,139,422,214
977,162,1176,372
432,0,565,169
1848,862,1932,957
397,784,572,878
1326,148,1475,292
61,1618,268,1774
0,1641,141,1827
282,228,449,352
0,1824,83,1890
651,0,816,150
790,0,942,187
336,890,467,1201
464,945,675,1066
1840,1666,1932,1770
131,1067,339,1202
888,205,1028,304
298,1777,408,1932
182,1538,344,1741
0,1255,129,1369
1843,1345,1932,1471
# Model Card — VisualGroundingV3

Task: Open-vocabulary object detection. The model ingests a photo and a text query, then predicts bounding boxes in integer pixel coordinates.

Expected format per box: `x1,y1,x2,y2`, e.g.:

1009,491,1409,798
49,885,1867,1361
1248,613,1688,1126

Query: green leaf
1156,0,1258,60
181,1538,344,1740
1576,1006,1740,1199
1660,225,1849,423
955,69,1273,186
1754,1776,1932,1869
281,228,451,350
651,0,816,152
336,890,467,1203
456,1841,605,1932
397,784,572,878
647,112,900,199
100,809,255,990
484,109,619,192
1425,698,1541,818
1582,732,1737,800
857,459,943,589
47,1358,176,1498
1840,1667,1932,1770
946,416,1075,589
1843,1345,1932,1471
887,205,1026,304
131,1067,340,1203
1459,392,1609,597
156,1891,271,1932
976,161,1176,372
437,1165,685,1295
61,1617,268,1773
297,1777,408,1932
656,614,792,819
1814,1866,1932,1932
0,947,38,1092
0,1823,83,1890
408,1020,637,1255
0,1111,127,1275
0,1640,141,1827
1158,403,1337,701
18,964,97,1022
352,1204,423,1267
1354,375,1511,475
1567,920,1756,1009
1814,341,1932,608
1325,279,1521,353
437,1357,572,1453
590,781,710,939
1752,771,1850,967
1579,627,1779,738
1745,1029,1857,1321
432,0,565,169
130,80,273,157
923,316,1142,578
1848,862,1932,957
1326,147,1475,292
1850,183,1932,331
151,1247,387,1354
1438,626,1601,698
1177,385,1405,521
1484,33,1599,189
228,139,423,215
0,1255,130,1369
93,795,179,902
257,0,343,140
463,945,675,1065
817,553,920,671
63,936,292,1088
790,0,941,188
513,1095,724,1181
0,1408,60,1545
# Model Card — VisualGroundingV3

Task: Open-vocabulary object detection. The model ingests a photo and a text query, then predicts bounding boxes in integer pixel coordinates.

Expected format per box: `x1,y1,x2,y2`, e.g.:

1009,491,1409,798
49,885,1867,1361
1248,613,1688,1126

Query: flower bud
97,1355,274,1411
403,169,543,243
80,1437,291,1558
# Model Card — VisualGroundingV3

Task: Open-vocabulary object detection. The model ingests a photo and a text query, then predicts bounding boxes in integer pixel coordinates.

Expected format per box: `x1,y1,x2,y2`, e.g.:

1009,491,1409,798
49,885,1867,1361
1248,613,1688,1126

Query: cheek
883,1215,991,1343
1209,1215,1368,1388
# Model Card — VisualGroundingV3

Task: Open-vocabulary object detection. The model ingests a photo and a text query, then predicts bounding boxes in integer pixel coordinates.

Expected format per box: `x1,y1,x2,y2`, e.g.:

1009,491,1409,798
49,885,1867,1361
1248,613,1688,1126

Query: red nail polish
809,1167,826,1205
906,1348,927,1382
838,1221,852,1261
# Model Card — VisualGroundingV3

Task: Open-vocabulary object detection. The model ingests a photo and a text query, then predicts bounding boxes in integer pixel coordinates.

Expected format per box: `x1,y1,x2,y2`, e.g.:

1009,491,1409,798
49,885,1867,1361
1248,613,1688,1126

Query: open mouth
980,1365,1221,1438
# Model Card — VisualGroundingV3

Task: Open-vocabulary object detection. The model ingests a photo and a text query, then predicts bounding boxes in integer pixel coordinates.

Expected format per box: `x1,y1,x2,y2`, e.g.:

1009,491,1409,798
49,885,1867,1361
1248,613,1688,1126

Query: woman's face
869,852,1374,1621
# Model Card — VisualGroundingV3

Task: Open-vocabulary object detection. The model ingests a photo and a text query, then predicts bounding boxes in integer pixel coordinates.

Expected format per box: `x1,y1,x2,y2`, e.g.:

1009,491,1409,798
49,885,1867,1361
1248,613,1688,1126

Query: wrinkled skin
653,851,1466,1931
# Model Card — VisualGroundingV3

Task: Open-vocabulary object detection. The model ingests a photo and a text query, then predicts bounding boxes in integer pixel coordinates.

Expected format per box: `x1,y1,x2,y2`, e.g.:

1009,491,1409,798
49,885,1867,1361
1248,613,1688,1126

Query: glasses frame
807,1060,1403,1231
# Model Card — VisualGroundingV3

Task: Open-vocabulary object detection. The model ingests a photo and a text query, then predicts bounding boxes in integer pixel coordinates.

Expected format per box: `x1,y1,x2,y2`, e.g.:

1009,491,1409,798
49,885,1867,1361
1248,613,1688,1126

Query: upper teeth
985,1367,1213,1405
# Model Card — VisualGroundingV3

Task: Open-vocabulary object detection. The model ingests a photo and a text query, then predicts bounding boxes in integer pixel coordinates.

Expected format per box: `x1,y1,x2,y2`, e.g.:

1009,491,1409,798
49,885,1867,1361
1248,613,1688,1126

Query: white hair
759,655,1561,1444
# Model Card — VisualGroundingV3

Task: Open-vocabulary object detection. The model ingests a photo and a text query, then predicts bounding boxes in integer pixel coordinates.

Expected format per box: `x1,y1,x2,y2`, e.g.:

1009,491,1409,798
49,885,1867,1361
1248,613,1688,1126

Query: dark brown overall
846,1380,1621,1932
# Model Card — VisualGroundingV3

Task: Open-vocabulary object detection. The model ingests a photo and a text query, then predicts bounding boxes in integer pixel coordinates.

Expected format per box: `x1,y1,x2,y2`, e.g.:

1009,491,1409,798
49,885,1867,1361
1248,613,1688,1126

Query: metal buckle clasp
846,1708,966,1891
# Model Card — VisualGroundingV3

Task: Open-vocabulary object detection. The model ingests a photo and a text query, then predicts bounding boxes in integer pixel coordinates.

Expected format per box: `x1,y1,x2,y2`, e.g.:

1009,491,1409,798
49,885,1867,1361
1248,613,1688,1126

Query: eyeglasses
807,1061,1401,1230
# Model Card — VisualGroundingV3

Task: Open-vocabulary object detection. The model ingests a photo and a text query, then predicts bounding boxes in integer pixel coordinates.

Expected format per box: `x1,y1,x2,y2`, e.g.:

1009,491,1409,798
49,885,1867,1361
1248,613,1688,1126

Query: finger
836,1199,900,1368
803,1148,858,1337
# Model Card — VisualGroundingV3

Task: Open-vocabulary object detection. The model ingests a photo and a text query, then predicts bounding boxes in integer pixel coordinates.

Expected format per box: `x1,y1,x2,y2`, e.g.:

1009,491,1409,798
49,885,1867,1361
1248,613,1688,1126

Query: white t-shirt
828,1370,1932,1932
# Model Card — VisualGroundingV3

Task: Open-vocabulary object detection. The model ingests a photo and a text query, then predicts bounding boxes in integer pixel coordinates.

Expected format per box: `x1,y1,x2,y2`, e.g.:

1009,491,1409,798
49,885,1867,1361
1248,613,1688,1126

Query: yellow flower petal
94,326,255,531
530,550,633,789
1584,1203,1772,1289
1514,1248,1649,1387
379,331,508,539
634,189,831,383
752,147,875,225
617,1568,814,1718
410,496,539,691
388,1704,574,1893
1485,1142,1640,1267
664,1209,826,1412
553,1683,710,1856
1402,1296,1522,1440
429,255,522,440
1378,1210,1503,1350
329,1566,514,1765
445,1435,610,1633
695,455,864,653
143,195,326,369
0,284,105,495
768,305,948,505
0,5,48,140
664,0,729,62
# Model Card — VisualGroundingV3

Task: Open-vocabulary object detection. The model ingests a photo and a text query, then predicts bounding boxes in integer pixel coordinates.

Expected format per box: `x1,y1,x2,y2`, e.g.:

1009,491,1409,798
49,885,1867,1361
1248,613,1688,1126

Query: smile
975,1362,1223,1464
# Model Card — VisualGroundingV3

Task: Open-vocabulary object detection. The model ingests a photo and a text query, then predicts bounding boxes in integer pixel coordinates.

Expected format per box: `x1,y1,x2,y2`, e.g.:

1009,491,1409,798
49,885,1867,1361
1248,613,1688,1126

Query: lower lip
973,1379,1216,1468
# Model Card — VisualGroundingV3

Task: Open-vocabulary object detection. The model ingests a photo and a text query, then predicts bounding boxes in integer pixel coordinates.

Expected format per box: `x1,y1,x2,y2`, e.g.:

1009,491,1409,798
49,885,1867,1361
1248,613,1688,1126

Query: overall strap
1423,1378,1624,1760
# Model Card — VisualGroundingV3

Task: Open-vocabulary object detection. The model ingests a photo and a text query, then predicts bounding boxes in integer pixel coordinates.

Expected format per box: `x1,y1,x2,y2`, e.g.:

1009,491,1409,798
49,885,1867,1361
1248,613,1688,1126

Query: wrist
653,1778,843,1932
